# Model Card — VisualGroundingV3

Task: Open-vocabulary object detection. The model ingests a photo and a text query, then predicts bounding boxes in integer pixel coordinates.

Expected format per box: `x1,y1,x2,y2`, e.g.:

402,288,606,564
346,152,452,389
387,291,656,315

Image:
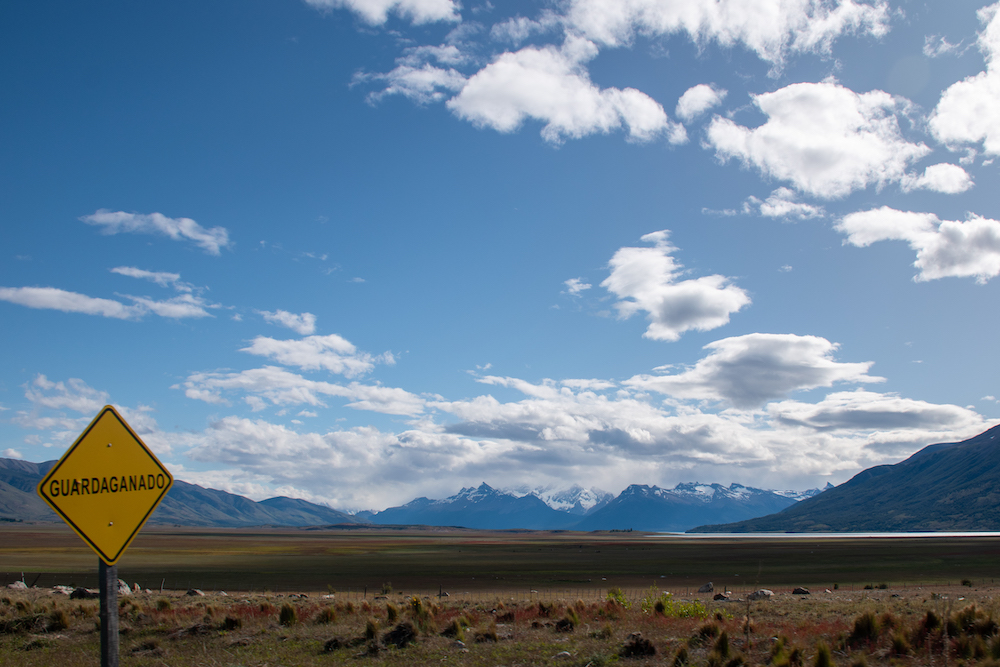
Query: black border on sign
36,405,173,565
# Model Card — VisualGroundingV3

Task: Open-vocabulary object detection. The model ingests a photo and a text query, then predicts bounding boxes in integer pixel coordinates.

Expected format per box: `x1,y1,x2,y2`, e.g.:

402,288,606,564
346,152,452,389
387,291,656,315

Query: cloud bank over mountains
3,0,999,512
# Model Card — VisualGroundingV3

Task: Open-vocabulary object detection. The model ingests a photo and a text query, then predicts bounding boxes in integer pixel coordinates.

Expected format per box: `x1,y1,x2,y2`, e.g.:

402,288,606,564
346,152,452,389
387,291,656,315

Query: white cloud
111,266,190,291
0,286,137,319
625,333,882,408
126,293,215,319
490,14,561,45
361,63,467,104
240,333,387,378
303,0,460,25
2,449,23,459
80,210,231,255
23,375,108,416
744,187,826,219
176,366,425,416
447,36,684,144
899,163,973,194
565,0,889,71
923,35,965,58
706,81,932,198
600,230,751,341
676,84,727,123
257,309,317,335
836,206,1000,283
769,389,984,433
929,3,1000,154
563,277,592,295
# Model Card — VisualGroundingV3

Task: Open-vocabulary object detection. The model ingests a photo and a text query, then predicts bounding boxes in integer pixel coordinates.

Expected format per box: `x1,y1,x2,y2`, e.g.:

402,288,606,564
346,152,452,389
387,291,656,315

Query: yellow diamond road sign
37,405,173,565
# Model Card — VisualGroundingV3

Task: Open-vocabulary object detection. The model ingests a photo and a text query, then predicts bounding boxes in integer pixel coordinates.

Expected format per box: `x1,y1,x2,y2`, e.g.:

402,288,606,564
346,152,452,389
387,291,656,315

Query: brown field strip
3,524,1000,596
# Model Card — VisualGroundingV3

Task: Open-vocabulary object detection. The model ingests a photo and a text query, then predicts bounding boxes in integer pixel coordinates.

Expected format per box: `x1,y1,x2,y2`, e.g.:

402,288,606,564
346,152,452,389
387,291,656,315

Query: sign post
37,405,173,667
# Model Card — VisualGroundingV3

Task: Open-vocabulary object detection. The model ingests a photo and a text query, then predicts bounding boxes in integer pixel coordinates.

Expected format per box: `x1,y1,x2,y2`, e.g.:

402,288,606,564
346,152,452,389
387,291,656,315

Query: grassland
4,524,1000,665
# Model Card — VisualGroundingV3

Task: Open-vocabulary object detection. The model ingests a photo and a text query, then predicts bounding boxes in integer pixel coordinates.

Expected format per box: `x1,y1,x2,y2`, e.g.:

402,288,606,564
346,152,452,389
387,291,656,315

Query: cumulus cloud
836,206,1000,283
303,0,460,25
447,36,685,144
929,3,1000,154
625,333,882,408
240,333,391,378
175,366,425,416
600,230,750,341
257,309,317,335
80,210,230,255
1,449,22,459
563,277,592,295
744,187,826,219
900,163,974,194
359,61,467,104
565,0,889,71
676,84,727,123
706,81,935,198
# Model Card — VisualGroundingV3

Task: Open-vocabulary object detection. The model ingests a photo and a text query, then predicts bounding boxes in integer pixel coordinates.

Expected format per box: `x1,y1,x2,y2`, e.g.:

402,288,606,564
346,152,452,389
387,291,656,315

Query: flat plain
3,524,1000,665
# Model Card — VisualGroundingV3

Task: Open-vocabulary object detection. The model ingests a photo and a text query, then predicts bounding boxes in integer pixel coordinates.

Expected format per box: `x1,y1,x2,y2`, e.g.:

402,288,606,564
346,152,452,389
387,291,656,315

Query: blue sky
2,0,999,511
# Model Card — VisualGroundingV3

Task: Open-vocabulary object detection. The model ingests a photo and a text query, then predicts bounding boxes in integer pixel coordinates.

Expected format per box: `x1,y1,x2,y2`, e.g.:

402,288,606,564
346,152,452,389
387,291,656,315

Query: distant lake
657,532,1000,538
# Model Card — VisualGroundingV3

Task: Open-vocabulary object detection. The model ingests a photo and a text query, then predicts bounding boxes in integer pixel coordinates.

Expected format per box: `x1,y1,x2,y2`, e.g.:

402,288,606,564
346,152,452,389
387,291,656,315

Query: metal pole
99,560,119,667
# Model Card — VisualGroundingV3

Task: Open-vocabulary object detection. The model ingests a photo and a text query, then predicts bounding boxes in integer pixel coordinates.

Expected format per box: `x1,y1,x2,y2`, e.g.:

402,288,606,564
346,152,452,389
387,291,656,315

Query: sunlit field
4,524,1000,665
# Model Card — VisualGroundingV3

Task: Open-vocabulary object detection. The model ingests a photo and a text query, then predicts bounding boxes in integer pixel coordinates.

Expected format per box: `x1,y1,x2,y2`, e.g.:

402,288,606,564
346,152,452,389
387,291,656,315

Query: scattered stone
70,587,99,600
555,618,575,632
118,580,131,596
748,589,773,601
7,581,27,590
132,583,141,594
168,623,211,639
698,582,714,593
553,650,572,659
620,632,656,658
186,589,204,597
452,640,466,649
52,585,74,595
382,621,418,649
438,591,450,597
713,593,730,601
792,587,810,595
323,638,344,652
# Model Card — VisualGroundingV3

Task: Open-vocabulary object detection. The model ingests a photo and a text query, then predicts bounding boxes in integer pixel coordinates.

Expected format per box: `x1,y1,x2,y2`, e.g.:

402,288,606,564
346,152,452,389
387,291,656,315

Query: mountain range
690,424,1000,532
1,457,816,531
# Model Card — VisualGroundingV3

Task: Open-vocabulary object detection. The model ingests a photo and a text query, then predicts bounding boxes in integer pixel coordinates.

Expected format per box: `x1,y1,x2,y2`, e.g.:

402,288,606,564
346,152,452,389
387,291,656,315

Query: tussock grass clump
47,608,69,631
441,617,467,641
278,603,297,626
386,601,399,624
672,646,689,666
847,611,880,647
156,598,172,611
365,618,379,641
814,641,833,667
589,623,613,640
315,606,336,625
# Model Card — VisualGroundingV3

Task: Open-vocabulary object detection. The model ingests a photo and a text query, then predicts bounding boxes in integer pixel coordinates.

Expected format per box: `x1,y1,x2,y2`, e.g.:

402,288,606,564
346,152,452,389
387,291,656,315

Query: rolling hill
689,424,1000,532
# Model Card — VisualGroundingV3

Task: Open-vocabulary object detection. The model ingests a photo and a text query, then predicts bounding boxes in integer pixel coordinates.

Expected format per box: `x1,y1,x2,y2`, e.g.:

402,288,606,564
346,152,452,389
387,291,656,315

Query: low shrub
278,603,297,626
315,606,336,625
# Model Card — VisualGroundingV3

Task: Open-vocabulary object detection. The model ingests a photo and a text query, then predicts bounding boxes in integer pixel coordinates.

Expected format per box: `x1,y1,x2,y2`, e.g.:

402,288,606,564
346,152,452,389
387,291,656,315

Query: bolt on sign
37,405,173,565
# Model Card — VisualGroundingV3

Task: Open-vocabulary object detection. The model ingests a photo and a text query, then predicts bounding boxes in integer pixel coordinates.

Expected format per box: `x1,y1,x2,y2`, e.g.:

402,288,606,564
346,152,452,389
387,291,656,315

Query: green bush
606,587,631,609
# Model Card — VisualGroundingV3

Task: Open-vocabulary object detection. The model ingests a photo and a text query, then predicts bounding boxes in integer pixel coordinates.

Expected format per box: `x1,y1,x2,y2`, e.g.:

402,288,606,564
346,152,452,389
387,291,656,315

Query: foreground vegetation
4,582,1000,666
5,525,1000,664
